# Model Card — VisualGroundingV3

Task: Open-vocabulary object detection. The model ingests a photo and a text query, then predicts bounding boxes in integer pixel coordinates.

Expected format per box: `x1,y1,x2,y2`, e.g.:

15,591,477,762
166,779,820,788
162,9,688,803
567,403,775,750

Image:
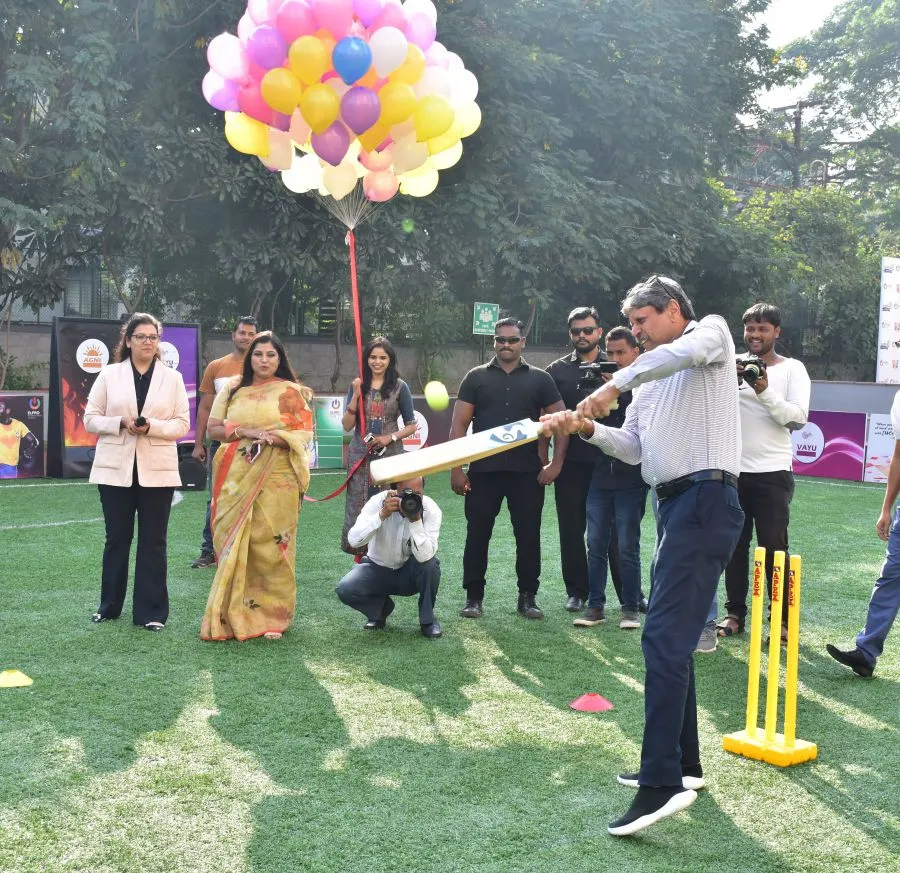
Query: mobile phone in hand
247,441,262,463
134,416,147,428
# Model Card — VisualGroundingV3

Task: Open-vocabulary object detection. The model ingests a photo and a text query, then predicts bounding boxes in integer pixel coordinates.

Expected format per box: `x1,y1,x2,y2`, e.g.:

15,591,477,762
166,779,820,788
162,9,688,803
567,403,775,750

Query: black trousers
552,459,593,599
97,480,174,625
336,556,440,625
463,470,545,599
723,470,794,624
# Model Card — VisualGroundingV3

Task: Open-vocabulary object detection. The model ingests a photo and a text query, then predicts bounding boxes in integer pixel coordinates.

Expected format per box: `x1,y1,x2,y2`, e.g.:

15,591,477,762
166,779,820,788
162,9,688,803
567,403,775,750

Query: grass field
1,473,898,873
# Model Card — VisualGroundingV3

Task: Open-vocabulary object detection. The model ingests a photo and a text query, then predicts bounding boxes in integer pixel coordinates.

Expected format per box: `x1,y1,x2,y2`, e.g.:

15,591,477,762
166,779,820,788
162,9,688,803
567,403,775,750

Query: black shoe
191,552,216,569
608,786,697,836
638,596,650,614
565,596,585,612
421,621,442,638
826,644,874,677
460,598,483,618
517,593,544,620
364,597,395,630
143,622,165,632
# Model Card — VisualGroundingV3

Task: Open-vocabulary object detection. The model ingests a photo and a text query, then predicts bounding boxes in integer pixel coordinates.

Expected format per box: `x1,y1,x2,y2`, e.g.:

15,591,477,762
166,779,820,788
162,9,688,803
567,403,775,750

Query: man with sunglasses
542,276,743,836
450,318,565,620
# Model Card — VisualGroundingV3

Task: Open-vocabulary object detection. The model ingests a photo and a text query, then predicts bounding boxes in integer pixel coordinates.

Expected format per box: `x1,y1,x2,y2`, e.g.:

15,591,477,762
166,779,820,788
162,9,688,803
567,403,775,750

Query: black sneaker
459,599,484,618
517,593,544,619
826,644,874,677
617,764,704,791
191,552,216,569
608,786,697,836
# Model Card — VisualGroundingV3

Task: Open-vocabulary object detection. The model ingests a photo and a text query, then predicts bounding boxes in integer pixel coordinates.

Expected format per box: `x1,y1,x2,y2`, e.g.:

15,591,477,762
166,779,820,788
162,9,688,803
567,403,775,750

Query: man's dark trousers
463,471,544,598
200,439,221,556
552,458,595,600
640,480,743,786
337,556,440,625
724,470,794,624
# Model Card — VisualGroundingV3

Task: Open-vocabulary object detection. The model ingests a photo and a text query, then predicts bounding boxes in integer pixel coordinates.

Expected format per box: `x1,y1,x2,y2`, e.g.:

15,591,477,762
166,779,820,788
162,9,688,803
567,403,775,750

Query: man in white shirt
542,275,744,837
336,476,442,638
717,304,811,639
826,390,900,677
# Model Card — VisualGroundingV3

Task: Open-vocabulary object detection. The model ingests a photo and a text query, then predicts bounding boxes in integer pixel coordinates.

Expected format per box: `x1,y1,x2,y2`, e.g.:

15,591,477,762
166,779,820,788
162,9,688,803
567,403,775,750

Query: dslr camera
397,488,423,518
578,361,618,394
741,355,767,387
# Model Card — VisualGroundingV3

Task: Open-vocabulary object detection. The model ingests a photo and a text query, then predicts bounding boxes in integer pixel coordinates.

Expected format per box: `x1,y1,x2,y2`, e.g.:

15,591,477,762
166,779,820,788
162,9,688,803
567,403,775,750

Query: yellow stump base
723,730,818,767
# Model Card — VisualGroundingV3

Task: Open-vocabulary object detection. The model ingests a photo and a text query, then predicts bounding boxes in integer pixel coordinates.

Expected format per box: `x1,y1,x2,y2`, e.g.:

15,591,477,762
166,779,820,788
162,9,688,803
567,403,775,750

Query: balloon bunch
203,0,481,216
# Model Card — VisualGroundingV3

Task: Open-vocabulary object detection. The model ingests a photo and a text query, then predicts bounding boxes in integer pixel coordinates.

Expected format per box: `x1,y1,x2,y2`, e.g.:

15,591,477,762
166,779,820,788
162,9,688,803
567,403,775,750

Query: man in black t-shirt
449,318,565,619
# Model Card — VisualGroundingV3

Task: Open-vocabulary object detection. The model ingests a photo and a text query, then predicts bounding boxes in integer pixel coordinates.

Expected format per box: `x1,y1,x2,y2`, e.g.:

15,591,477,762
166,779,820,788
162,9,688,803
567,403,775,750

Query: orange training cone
570,692,614,712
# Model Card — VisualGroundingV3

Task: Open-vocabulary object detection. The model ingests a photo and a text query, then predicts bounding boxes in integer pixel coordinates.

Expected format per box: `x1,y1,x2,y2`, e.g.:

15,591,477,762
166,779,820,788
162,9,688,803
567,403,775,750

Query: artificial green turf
0,474,897,872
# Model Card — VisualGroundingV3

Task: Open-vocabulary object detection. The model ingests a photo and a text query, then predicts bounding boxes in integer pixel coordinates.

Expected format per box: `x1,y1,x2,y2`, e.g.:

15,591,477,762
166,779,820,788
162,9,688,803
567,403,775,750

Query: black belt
656,469,738,502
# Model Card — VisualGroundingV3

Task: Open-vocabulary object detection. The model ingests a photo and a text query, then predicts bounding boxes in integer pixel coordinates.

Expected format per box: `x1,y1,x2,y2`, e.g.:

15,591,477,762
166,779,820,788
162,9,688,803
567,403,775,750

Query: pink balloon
248,0,280,25
364,170,399,202
290,110,312,144
353,0,383,28
237,13,256,42
341,86,381,134
276,0,317,42
247,60,269,83
425,41,449,69
359,146,393,172
405,13,435,51
371,0,406,31
270,112,292,132
311,0,353,38
202,71,240,111
207,33,249,81
238,82,281,124
312,121,351,165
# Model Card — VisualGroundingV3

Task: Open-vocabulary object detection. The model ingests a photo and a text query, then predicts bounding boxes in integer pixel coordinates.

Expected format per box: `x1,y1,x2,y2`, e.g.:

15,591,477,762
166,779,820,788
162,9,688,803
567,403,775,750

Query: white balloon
412,66,452,99
266,129,295,170
369,26,408,77
399,156,433,179
449,69,478,108
399,168,439,197
281,151,323,193
390,118,416,141
402,0,437,25
323,162,358,200
431,140,462,170
392,135,429,174
446,52,464,74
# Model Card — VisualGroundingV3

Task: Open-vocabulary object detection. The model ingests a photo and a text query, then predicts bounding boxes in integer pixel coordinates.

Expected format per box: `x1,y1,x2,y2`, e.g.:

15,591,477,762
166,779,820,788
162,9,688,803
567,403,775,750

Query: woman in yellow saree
200,332,313,641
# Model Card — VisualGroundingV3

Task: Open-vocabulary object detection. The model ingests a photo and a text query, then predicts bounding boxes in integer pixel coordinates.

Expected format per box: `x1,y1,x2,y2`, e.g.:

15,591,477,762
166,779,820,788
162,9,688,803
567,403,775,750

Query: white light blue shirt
348,492,442,569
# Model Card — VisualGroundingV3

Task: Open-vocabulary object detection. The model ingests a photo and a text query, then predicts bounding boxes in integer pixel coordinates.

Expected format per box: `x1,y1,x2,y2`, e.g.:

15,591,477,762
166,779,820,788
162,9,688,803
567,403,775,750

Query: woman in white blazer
84,312,190,631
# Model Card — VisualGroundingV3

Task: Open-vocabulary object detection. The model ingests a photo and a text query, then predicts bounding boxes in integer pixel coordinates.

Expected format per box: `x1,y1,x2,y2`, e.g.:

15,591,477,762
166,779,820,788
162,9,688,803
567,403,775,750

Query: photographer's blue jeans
199,440,221,556
586,484,647,611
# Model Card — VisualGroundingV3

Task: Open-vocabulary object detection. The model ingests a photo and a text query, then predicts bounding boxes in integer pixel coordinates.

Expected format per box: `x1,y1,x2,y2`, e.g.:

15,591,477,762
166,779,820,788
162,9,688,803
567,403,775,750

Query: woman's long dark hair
361,336,399,397
236,331,298,389
114,313,163,363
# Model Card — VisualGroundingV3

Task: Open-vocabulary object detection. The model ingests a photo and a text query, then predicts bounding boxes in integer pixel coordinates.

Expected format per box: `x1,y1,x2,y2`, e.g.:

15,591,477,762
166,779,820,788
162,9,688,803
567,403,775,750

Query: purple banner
792,410,867,481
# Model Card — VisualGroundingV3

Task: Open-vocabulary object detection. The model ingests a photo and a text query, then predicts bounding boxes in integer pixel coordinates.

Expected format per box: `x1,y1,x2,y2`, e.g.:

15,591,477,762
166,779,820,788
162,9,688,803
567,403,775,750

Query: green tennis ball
401,218,415,233
424,380,449,411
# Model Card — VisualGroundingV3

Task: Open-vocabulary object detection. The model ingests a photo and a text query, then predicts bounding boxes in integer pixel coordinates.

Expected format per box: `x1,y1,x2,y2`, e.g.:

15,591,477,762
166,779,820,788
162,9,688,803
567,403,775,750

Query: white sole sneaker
608,789,697,836
616,772,705,790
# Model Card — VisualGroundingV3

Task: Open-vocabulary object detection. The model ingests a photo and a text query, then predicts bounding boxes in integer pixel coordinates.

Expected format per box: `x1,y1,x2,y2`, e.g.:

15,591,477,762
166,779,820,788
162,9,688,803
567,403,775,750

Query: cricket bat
369,418,543,484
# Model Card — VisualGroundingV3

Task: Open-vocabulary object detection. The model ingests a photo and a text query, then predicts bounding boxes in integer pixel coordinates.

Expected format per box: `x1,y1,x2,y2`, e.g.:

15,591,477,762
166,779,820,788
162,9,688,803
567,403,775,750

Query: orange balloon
357,66,379,89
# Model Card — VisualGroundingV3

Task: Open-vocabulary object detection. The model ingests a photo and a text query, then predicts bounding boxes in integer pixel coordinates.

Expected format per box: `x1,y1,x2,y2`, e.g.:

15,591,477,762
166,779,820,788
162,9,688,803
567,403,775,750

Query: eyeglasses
131,334,159,343
494,336,523,344
569,327,597,336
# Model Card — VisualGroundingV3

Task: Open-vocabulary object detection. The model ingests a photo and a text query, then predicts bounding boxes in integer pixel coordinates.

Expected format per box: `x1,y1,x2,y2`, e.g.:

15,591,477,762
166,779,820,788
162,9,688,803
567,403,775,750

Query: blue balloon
332,37,372,85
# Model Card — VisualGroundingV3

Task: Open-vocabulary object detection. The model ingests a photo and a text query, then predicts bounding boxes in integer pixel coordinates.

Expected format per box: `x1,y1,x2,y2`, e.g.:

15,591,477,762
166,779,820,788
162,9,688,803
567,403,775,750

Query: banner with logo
863,413,894,483
48,317,200,478
792,410,867,481
310,395,346,470
876,256,900,384
0,390,48,479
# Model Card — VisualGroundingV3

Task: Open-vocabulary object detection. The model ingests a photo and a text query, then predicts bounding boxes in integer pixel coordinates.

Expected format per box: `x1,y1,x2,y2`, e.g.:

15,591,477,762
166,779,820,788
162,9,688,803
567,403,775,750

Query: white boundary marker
0,517,104,531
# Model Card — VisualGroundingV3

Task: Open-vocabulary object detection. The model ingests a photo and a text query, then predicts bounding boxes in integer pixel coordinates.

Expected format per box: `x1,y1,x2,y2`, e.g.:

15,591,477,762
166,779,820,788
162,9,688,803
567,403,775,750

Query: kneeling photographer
336,476,443,638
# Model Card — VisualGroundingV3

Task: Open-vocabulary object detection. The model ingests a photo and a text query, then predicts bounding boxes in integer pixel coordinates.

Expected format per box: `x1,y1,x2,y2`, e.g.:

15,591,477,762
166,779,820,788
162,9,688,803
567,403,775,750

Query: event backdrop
0,390,48,479
791,410,867,481
48,317,200,478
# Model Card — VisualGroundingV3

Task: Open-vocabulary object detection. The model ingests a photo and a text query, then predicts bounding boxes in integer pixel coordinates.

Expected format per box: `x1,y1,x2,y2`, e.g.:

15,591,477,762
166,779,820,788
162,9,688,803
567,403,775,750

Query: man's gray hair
621,275,696,321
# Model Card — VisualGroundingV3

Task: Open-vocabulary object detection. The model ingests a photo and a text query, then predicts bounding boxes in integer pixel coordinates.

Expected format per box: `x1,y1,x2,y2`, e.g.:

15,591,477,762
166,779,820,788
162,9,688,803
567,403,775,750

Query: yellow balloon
224,112,270,157
261,68,303,115
401,157,433,179
457,101,482,138
414,95,453,142
427,119,462,155
299,83,340,134
431,140,463,170
390,44,426,86
400,168,439,197
378,81,416,126
358,122,390,152
289,36,330,85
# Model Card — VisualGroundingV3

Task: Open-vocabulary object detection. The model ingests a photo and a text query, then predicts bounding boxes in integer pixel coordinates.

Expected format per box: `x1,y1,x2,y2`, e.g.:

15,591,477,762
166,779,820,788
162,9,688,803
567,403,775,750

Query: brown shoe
573,607,605,627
